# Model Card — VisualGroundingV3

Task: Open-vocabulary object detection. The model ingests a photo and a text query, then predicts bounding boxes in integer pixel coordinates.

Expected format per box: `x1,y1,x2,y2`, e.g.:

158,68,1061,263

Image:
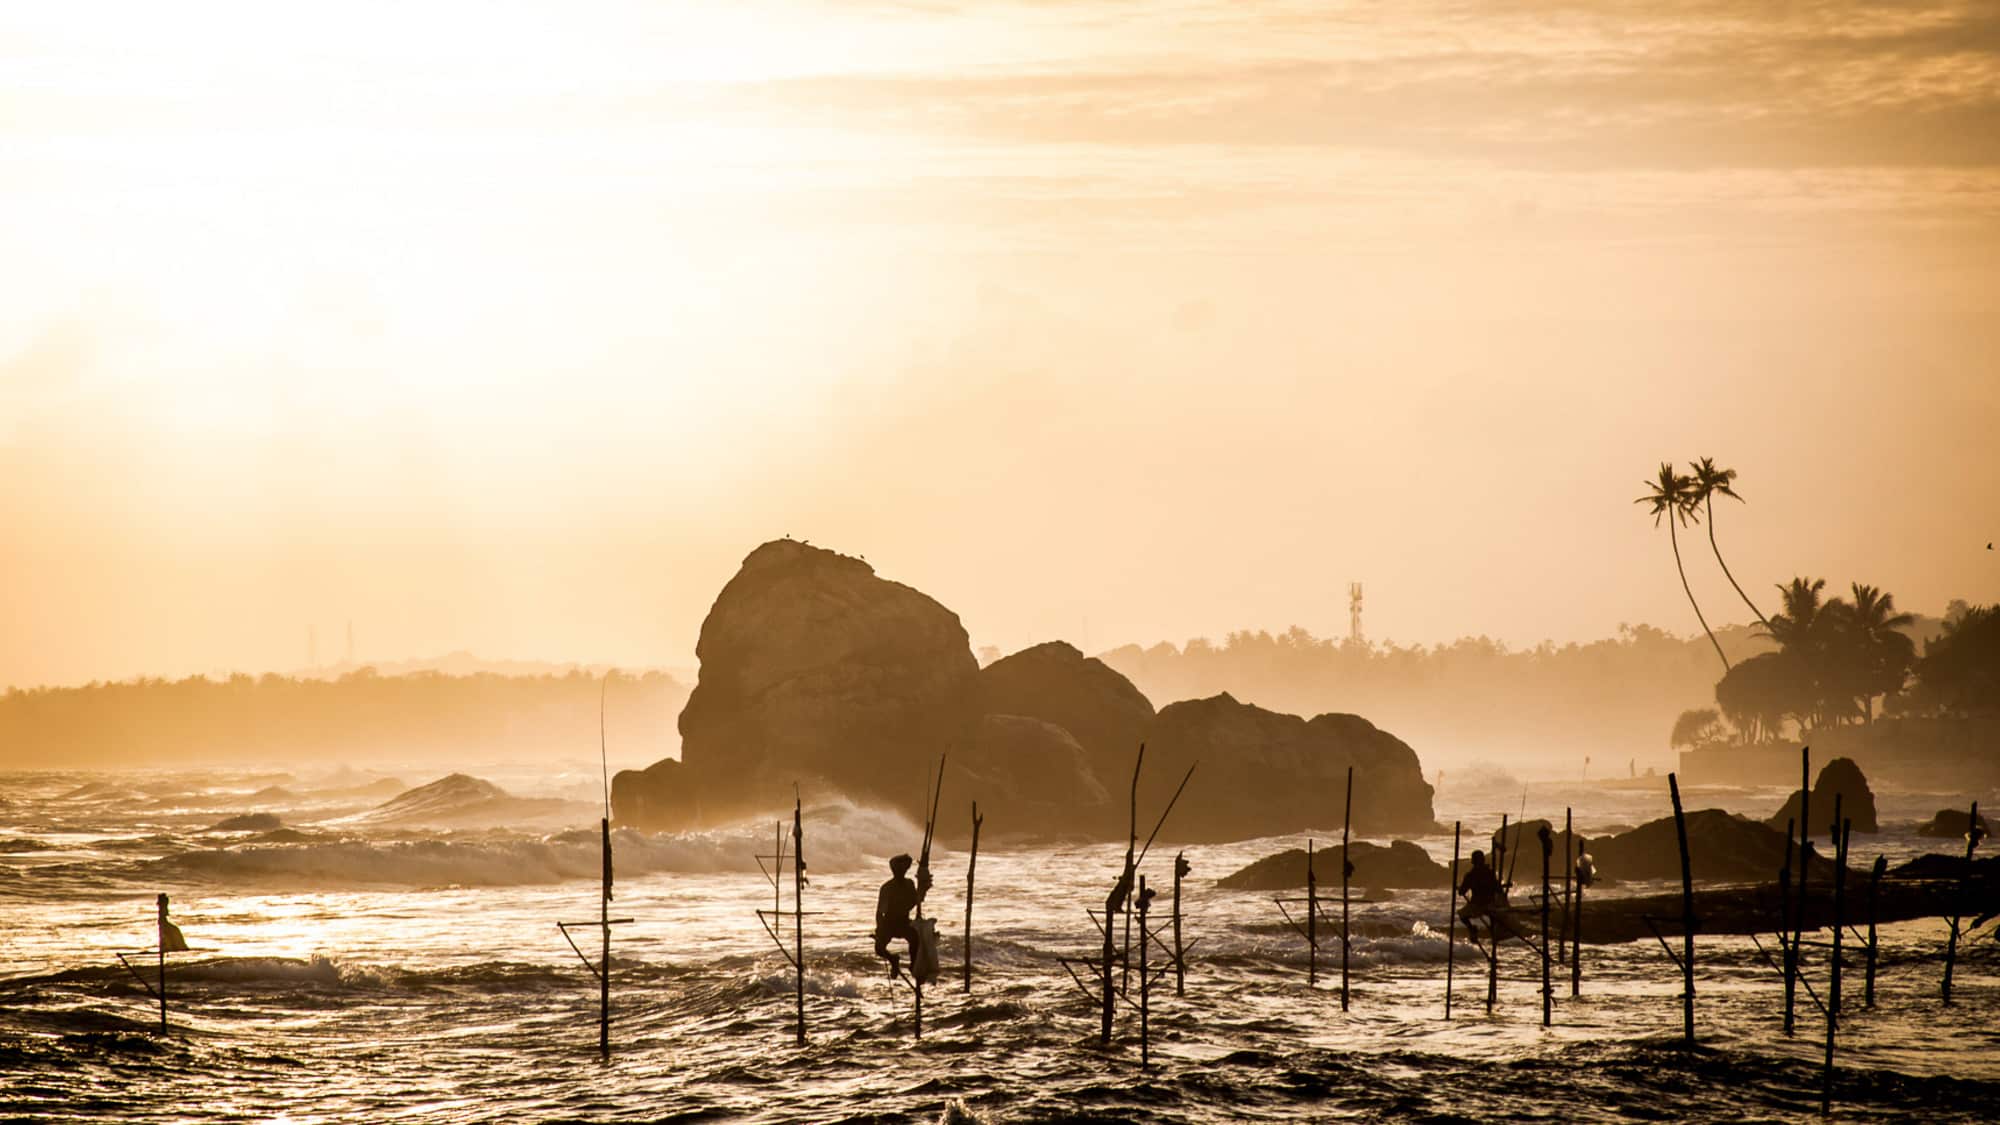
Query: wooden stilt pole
963,802,982,994
1306,839,1318,987
1103,746,1142,1048
599,818,612,1058
1340,766,1353,1012
1173,851,1189,996
1824,810,1850,1116
1446,821,1460,1019
1669,772,1695,1046
793,796,806,1047
1539,824,1552,1028
1488,813,1505,1014
1828,799,1845,1016
1864,855,1884,1008
1560,808,1573,967
1782,817,1797,1035
1943,800,1982,1006
1571,840,1584,998
1793,747,1811,1024
1138,875,1151,1069
157,918,167,1035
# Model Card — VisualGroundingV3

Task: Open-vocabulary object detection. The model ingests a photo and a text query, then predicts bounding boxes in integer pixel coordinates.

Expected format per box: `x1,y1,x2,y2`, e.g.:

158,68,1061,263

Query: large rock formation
614,540,1438,842
654,539,980,821
1766,757,1879,835
1218,839,1449,892
1916,807,1991,839
1587,809,1843,885
947,715,1110,837
978,641,1154,791
1135,693,1434,843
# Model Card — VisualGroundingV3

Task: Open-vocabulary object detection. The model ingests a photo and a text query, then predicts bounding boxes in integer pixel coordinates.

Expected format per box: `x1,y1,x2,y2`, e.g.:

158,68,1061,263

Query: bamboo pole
1173,851,1189,996
1489,813,1506,1013
1539,824,1552,1027
1943,800,1982,1005
1864,855,1884,1008
599,818,611,1057
1446,821,1460,1019
1670,772,1695,1046
963,802,982,994
1341,766,1353,1012
156,894,168,1035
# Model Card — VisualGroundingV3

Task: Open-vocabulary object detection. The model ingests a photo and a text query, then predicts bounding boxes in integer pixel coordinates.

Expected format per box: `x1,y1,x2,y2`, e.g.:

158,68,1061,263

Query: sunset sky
3,1,1998,688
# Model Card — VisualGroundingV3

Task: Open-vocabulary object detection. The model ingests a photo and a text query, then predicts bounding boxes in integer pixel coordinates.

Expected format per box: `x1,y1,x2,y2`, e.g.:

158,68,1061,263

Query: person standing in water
874,853,921,980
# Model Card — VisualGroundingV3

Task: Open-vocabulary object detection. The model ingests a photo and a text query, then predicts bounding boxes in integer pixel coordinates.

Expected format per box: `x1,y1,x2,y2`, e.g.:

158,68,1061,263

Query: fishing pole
1505,789,1528,890
1135,762,1198,869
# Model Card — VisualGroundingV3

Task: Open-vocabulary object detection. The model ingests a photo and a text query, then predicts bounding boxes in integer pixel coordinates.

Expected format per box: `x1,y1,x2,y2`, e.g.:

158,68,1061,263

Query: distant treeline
0,669,688,768
1097,623,1799,768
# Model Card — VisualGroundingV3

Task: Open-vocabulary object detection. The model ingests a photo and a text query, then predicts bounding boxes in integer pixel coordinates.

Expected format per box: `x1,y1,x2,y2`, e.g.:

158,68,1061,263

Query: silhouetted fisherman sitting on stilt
1458,849,1502,943
874,853,924,980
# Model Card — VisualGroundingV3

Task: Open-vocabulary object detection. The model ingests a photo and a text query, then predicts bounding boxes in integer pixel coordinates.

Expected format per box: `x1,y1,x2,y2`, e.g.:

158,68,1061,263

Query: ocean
2,765,1995,1123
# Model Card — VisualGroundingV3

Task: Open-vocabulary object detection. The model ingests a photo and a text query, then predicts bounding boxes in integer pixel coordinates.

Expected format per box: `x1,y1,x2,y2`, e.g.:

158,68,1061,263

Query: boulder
208,813,282,832
1134,693,1434,843
1218,839,1449,891
1766,756,1879,835
671,539,981,822
611,757,698,831
1916,807,1991,839
978,641,1154,788
1487,819,1585,874
1587,809,1843,885
947,715,1110,837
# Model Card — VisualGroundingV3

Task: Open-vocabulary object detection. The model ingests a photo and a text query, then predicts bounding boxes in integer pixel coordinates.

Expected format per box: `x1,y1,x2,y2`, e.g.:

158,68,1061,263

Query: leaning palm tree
1687,458,1768,627
1637,462,1729,673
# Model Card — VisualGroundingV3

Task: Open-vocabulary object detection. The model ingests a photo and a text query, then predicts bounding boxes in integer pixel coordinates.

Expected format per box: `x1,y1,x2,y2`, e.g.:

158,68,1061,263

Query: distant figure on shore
1457,850,1501,939
873,854,921,980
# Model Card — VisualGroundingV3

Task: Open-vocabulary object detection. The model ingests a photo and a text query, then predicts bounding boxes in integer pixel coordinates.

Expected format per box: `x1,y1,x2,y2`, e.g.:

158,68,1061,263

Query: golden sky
3,1,1998,687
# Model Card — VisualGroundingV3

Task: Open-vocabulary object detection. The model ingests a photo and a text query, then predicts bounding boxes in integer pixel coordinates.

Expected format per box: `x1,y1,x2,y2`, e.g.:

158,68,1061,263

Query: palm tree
1687,458,1768,627
1844,583,1917,722
1763,577,1833,728
1636,462,1729,673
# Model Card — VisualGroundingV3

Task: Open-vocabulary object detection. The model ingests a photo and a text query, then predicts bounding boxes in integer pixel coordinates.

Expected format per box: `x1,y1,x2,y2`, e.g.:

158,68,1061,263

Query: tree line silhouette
0,668,688,769
1641,458,1992,749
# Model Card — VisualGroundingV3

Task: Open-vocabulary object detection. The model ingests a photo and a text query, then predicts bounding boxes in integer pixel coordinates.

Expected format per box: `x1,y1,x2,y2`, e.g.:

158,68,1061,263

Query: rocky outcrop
1587,809,1843,885
641,539,980,826
1766,757,1879,835
1135,693,1434,843
946,715,1110,837
1218,839,1449,891
614,539,1438,842
978,641,1154,789
1916,807,1990,839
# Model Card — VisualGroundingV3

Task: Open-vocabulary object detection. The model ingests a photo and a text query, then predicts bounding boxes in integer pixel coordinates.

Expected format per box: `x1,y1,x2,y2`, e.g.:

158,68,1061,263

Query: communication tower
1348,582,1364,645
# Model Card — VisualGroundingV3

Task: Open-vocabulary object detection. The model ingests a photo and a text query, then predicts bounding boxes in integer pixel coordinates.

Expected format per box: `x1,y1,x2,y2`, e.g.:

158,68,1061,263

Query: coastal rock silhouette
978,641,1154,791
1916,807,1990,839
1587,809,1843,885
614,539,1438,841
1766,757,1879,835
949,715,1109,835
1137,693,1434,842
1218,839,1449,891
630,539,981,826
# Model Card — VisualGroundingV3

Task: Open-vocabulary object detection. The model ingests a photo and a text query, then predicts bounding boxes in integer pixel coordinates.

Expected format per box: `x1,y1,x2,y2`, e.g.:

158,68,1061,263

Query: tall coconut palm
1637,462,1729,673
1763,576,1832,728
1845,583,1917,722
1687,458,1768,627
